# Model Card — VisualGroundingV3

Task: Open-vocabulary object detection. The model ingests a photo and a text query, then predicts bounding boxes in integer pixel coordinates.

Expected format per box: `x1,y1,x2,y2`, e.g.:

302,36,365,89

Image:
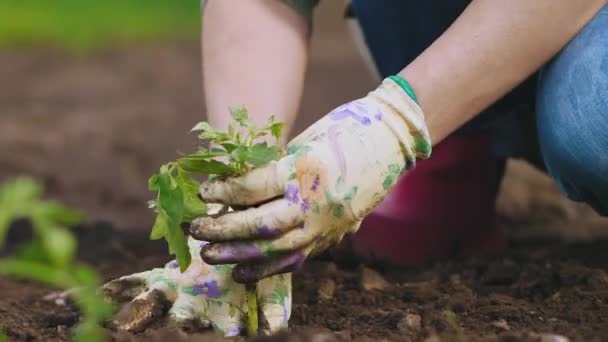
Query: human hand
102,239,290,336
191,77,432,283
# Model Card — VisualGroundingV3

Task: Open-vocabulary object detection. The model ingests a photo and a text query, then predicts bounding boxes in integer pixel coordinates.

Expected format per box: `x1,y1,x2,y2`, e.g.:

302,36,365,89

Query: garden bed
2,221,608,341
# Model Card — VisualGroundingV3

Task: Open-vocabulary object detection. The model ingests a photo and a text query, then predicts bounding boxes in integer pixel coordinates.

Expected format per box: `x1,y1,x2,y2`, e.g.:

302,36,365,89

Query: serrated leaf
199,130,231,143
191,121,232,143
177,157,236,175
246,143,282,167
191,121,214,132
267,122,284,142
230,107,252,128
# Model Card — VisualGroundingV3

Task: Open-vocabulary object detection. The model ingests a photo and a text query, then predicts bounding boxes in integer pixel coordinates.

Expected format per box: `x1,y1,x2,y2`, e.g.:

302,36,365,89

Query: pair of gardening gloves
102,77,432,336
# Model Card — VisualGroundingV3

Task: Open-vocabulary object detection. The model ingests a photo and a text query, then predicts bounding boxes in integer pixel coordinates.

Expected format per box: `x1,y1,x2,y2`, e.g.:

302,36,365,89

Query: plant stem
246,283,258,336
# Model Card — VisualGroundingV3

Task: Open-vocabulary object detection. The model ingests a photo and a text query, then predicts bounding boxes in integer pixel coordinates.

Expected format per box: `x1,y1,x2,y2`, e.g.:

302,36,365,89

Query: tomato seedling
148,107,284,335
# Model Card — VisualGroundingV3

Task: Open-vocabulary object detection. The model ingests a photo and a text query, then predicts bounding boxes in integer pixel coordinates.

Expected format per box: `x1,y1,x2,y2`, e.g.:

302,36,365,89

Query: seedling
0,177,113,342
148,107,284,335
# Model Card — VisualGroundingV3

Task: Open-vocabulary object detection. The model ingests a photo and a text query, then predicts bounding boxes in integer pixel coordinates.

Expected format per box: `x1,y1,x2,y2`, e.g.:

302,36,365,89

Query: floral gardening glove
102,211,291,336
190,76,432,283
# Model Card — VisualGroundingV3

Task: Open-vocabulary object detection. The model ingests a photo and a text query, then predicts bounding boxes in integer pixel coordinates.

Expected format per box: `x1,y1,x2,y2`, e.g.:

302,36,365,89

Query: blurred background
0,0,606,240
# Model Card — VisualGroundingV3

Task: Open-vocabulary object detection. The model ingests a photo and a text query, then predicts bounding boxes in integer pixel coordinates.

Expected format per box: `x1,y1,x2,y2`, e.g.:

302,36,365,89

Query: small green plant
148,107,284,335
0,177,113,342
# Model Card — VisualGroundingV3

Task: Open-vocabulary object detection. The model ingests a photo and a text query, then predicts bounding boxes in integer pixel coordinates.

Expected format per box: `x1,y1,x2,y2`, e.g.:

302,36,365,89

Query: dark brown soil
2,2,608,341
3,222,608,341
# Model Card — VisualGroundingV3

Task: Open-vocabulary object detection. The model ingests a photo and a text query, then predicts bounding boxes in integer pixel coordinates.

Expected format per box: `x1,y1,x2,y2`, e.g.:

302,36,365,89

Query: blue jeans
351,1,608,215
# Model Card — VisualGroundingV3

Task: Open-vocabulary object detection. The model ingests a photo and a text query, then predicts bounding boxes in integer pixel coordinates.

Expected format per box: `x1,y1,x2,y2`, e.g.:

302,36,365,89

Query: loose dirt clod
398,313,422,333
491,319,510,331
317,278,336,300
360,266,389,291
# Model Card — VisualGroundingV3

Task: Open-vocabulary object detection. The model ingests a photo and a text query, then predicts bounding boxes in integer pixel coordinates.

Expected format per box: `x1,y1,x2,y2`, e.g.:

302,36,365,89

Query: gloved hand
102,207,291,336
190,76,432,283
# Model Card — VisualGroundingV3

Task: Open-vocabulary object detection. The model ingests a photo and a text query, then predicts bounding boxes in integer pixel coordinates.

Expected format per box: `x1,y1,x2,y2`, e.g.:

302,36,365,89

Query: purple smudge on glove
310,175,320,192
258,225,281,239
167,260,179,269
329,101,382,126
226,326,242,337
207,243,264,263
300,200,310,213
285,184,300,205
193,280,221,298
283,303,290,323
232,250,306,283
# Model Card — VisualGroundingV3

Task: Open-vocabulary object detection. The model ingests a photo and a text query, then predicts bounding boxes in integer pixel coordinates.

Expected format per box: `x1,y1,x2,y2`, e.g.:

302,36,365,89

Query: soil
3,221,608,341
2,2,608,341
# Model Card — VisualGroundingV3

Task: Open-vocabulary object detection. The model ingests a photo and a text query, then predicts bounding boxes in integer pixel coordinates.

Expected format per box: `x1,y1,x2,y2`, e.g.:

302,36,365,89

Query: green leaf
176,168,207,222
0,177,109,342
149,108,287,275
191,122,231,142
177,157,236,175
220,143,238,153
0,177,43,246
15,241,49,264
38,225,77,268
166,220,190,272
230,107,252,128
199,131,231,143
0,259,74,288
73,320,105,342
37,201,84,226
156,170,184,226
267,121,284,142
149,212,168,240
190,121,214,132
246,143,282,167
73,264,102,288
148,173,160,191
187,149,227,159
149,166,192,270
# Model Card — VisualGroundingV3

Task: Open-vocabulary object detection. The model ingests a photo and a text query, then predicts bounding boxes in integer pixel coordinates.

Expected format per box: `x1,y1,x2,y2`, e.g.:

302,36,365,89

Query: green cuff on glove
388,75,419,105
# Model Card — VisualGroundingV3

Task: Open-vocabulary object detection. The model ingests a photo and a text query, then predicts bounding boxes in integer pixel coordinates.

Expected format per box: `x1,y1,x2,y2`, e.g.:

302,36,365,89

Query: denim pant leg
536,6,608,215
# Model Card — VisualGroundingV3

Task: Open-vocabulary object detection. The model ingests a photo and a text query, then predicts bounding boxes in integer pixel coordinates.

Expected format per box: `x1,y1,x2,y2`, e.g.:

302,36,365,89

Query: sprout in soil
0,177,112,342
